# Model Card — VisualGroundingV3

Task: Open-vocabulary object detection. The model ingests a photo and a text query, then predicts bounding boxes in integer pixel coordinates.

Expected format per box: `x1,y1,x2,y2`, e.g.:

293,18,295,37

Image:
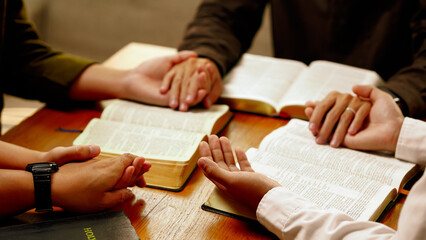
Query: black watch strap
26,162,58,212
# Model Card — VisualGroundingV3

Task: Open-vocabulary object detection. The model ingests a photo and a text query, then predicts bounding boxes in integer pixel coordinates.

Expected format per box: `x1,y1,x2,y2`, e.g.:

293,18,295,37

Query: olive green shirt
0,0,95,110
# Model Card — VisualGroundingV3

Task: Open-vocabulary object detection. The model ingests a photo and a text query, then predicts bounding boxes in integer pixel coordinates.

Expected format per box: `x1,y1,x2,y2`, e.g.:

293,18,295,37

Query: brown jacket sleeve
384,1,426,117
177,0,268,75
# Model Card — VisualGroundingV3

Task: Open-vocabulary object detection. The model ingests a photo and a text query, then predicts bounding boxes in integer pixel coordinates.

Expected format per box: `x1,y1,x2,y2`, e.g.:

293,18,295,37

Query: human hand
119,51,198,106
198,135,280,210
341,85,404,152
51,152,151,212
160,57,223,111
306,86,403,152
41,145,102,166
305,91,372,147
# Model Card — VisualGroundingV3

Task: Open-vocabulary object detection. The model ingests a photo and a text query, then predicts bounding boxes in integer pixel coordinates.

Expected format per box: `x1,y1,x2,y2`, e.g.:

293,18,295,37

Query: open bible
74,99,232,191
202,119,419,221
220,54,384,119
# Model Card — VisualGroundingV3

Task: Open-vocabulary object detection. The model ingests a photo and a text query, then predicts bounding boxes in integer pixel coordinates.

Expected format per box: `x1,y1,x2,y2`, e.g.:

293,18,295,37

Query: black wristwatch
26,162,59,212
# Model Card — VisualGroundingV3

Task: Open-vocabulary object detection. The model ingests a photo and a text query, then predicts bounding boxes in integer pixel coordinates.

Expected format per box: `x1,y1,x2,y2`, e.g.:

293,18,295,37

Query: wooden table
0,106,403,239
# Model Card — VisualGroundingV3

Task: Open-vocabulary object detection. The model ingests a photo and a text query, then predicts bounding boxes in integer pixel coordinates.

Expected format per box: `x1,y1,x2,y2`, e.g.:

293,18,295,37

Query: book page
221,54,307,110
73,119,205,163
259,119,416,188
248,149,395,221
278,61,384,109
101,100,229,134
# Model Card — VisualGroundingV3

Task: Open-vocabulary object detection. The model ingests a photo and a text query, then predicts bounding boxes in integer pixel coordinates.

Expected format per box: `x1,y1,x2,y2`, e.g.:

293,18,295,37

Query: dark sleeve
383,1,426,118
177,0,268,75
2,0,95,106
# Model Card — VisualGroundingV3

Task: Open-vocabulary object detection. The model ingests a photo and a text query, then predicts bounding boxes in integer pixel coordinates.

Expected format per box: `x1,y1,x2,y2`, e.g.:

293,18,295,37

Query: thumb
101,189,134,209
170,51,198,65
47,145,101,166
352,85,375,99
198,157,230,188
352,85,387,104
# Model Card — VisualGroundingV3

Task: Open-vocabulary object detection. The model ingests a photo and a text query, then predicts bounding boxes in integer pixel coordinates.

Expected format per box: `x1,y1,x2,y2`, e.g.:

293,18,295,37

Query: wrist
389,117,404,152
378,86,408,115
26,162,58,212
116,69,134,99
70,64,127,100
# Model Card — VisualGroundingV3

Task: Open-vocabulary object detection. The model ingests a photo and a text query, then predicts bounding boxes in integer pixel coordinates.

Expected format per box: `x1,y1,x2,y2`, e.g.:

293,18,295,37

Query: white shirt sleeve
395,117,426,165
256,117,426,240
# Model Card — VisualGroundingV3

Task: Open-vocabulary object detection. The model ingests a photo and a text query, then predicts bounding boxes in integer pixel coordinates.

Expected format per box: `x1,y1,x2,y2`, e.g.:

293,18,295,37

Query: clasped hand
305,85,404,152
43,145,150,212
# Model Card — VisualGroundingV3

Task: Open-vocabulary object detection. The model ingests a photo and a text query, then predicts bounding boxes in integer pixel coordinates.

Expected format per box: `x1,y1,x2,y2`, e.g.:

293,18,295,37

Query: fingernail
348,126,355,135
170,99,177,108
316,136,325,144
198,159,206,169
205,99,211,108
330,138,338,147
309,123,316,131
179,103,187,111
186,95,193,102
89,145,100,156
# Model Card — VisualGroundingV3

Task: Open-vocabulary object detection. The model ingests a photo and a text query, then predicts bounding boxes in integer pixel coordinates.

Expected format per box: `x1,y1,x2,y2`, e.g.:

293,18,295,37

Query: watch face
27,162,58,173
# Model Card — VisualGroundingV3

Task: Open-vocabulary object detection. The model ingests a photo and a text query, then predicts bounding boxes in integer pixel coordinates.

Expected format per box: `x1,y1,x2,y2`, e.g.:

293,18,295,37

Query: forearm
0,141,42,170
4,1,95,104
257,187,395,240
69,64,128,100
0,169,35,217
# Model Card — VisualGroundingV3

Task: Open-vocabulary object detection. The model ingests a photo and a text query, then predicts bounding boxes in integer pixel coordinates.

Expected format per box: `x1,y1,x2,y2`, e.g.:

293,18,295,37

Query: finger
191,89,207,107
208,135,229,170
352,85,375,99
305,107,314,119
101,189,134,209
305,100,316,108
198,157,230,191
353,85,396,107
135,176,147,188
133,158,151,187
329,109,355,147
203,63,213,92
113,166,135,189
128,157,147,186
309,93,339,136
315,94,353,144
48,145,101,166
160,70,175,94
348,101,371,135
173,51,198,64
203,77,223,109
219,137,239,171
178,73,192,112
185,70,206,105
169,71,182,109
116,153,139,171
199,141,213,160
134,161,151,187
235,147,253,172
